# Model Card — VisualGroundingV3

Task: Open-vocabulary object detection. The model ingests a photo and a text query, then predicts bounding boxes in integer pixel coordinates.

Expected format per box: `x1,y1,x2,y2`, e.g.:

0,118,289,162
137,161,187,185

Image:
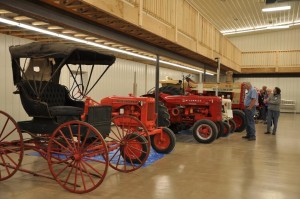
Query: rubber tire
159,86,182,95
169,123,181,134
120,133,149,164
232,109,246,132
214,121,224,138
192,119,218,144
222,121,231,137
228,119,236,134
151,127,176,154
158,102,171,127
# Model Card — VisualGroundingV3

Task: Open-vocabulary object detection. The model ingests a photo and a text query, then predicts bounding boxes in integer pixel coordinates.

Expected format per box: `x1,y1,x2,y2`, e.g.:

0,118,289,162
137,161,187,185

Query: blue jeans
267,110,280,134
244,107,256,137
261,106,267,121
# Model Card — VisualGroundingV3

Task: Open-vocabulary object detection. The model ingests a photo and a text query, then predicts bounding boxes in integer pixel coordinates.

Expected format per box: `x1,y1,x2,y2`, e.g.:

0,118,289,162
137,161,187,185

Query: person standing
264,87,281,135
260,86,267,121
263,88,272,124
242,82,258,141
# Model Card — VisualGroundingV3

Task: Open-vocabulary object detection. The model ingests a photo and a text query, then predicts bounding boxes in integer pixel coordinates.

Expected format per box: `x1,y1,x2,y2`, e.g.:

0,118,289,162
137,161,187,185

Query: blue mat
28,147,166,168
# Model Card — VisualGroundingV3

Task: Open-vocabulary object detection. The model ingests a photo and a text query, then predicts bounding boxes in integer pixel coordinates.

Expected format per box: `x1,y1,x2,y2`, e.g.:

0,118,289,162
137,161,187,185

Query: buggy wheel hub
73,153,82,161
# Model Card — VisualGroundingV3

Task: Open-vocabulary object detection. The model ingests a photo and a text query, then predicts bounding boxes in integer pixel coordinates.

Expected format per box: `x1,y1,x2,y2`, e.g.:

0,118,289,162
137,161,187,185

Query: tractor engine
160,93,222,131
100,95,157,131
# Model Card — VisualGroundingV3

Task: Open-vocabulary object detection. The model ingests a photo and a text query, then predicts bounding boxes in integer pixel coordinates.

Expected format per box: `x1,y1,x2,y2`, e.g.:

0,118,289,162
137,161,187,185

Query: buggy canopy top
9,42,116,65
9,42,116,85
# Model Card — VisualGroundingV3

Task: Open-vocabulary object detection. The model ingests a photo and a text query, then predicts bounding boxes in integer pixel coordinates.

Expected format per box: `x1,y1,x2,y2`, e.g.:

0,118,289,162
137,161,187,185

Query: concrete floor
1,113,300,199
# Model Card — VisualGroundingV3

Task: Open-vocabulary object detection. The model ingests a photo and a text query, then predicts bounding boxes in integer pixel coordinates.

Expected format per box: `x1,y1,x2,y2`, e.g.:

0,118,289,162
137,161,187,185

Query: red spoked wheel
151,127,176,154
106,115,150,173
0,111,23,181
192,119,218,144
47,121,109,194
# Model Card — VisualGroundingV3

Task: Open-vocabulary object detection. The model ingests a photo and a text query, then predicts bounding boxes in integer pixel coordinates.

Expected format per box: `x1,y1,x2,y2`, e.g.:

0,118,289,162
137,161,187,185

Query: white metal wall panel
234,77,300,113
229,28,300,52
0,34,31,121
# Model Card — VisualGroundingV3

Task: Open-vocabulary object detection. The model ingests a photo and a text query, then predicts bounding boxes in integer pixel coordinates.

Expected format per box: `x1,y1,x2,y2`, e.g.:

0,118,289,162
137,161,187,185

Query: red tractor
81,95,176,154
144,86,224,144
160,75,246,133
202,82,247,132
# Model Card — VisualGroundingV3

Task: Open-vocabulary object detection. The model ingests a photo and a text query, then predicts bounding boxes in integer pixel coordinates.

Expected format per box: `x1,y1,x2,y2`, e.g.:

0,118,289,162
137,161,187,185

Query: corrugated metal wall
229,29,300,70
234,77,299,112
229,28,300,51
0,33,200,121
0,34,31,122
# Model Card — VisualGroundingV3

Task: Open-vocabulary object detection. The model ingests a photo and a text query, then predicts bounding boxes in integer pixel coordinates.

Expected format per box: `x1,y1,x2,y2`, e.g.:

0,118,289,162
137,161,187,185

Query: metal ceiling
187,0,300,35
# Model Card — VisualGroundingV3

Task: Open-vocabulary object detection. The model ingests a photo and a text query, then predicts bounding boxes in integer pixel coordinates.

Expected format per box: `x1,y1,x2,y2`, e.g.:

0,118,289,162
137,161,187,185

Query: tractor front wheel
233,109,246,132
214,121,224,138
151,127,176,154
228,119,236,134
222,121,231,137
192,119,218,144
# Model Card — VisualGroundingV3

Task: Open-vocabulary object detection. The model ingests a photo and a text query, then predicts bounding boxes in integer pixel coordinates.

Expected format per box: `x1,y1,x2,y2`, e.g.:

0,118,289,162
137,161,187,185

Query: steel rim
196,124,213,140
107,115,150,173
0,111,23,181
47,121,109,193
152,131,171,150
233,116,243,129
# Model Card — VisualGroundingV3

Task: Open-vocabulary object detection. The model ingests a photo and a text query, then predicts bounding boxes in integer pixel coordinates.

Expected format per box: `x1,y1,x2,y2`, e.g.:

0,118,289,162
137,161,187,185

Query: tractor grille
87,105,112,137
147,102,155,121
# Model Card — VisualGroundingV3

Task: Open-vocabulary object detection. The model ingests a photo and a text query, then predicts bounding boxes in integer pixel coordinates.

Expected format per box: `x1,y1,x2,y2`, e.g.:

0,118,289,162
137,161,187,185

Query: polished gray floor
1,113,300,199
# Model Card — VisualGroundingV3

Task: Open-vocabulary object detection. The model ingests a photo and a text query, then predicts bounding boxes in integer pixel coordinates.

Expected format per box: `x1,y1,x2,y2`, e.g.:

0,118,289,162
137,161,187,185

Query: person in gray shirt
264,87,281,135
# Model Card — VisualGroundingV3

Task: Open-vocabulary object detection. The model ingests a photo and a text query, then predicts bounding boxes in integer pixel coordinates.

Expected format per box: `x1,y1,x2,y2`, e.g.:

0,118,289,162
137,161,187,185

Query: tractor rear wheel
158,102,170,127
233,109,246,132
0,111,24,181
107,115,150,173
159,86,182,95
222,121,231,137
214,121,224,138
192,119,218,144
228,119,236,134
120,133,149,164
151,127,176,154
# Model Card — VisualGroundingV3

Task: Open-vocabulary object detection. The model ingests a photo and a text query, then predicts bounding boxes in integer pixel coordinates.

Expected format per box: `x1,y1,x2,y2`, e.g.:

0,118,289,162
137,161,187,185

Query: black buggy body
10,42,115,136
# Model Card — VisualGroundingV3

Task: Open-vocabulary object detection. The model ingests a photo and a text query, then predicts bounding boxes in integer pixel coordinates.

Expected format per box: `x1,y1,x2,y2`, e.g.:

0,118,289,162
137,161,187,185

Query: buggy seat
17,80,84,118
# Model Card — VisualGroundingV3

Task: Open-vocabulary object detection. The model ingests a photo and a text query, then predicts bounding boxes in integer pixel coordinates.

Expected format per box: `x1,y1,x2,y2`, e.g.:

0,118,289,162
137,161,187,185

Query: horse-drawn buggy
0,42,154,193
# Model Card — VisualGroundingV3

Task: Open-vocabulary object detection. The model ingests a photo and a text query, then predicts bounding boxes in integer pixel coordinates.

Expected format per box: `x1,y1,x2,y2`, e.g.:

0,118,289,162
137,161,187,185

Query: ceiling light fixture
0,17,212,75
262,5,291,12
222,21,300,35
266,25,290,29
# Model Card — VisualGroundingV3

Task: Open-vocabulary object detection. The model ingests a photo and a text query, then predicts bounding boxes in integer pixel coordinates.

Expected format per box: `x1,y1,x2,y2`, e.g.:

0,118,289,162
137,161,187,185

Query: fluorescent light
0,17,207,74
262,6,291,12
221,20,300,35
160,60,203,73
266,25,290,29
